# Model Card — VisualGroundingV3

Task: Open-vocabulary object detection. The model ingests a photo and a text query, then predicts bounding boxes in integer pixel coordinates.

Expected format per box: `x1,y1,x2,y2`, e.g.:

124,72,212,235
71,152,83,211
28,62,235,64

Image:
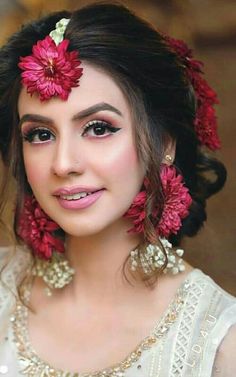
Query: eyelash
22,120,121,144
82,120,121,138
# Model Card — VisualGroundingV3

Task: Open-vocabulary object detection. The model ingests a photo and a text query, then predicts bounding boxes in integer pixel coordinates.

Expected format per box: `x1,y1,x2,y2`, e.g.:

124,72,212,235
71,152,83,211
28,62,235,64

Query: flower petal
18,36,82,101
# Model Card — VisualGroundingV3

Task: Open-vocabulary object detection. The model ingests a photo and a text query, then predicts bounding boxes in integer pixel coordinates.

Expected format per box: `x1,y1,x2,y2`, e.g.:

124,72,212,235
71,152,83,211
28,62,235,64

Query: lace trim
170,277,207,376
11,278,190,377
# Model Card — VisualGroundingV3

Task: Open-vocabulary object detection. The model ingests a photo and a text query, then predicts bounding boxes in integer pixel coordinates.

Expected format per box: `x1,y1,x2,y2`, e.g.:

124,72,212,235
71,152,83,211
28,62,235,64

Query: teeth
61,192,92,200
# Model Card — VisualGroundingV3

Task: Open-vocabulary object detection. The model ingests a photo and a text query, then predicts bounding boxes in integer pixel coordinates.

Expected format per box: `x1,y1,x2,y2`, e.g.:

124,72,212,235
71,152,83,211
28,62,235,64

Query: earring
17,195,74,294
124,164,192,238
130,238,185,275
17,195,65,259
165,154,173,163
32,253,75,296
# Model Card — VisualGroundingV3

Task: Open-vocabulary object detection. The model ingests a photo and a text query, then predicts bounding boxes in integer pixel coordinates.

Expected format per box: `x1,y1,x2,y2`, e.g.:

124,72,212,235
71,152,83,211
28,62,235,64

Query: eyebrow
73,102,123,120
19,114,53,128
19,102,123,128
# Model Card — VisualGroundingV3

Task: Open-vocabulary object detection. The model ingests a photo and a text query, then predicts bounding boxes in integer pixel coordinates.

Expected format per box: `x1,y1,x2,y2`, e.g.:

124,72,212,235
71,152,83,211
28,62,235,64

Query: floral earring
124,163,192,275
17,195,74,295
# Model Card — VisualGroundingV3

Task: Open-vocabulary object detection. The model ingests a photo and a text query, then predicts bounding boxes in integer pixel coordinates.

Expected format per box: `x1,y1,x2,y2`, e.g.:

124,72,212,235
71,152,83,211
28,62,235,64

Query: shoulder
0,244,32,339
186,268,236,336
182,268,236,375
0,246,31,283
0,244,31,292
212,323,236,376
187,268,236,309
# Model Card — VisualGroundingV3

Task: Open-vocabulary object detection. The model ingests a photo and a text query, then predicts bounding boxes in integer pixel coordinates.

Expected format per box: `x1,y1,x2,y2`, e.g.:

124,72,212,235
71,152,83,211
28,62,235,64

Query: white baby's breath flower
49,18,70,45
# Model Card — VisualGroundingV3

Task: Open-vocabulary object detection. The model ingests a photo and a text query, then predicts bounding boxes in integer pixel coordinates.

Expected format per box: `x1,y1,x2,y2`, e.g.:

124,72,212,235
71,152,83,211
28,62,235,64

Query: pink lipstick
53,186,105,210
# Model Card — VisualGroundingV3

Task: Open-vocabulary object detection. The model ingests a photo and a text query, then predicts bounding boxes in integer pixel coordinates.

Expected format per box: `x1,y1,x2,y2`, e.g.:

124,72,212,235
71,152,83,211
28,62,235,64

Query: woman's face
18,63,146,237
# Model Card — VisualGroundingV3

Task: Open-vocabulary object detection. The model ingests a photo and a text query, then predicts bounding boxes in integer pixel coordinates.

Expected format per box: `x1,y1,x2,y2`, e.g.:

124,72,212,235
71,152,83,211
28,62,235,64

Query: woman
0,2,235,376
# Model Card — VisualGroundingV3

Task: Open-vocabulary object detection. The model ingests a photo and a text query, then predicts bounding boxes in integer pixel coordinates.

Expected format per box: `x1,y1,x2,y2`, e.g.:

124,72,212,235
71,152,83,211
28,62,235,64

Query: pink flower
124,177,150,233
192,74,220,150
157,165,192,237
18,36,83,101
124,190,147,233
17,196,65,259
164,35,220,151
124,166,192,238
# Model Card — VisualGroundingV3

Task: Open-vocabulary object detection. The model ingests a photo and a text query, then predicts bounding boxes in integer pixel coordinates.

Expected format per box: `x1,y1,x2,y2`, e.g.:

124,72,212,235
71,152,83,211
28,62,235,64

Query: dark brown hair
0,2,226,285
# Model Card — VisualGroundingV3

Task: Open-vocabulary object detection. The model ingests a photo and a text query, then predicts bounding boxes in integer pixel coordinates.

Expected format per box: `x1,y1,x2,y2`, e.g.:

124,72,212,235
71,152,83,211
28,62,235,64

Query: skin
18,62,193,373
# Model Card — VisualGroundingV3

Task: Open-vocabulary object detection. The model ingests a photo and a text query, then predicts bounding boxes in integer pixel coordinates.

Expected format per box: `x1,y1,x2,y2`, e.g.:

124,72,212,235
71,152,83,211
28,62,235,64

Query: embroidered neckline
11,275,191,377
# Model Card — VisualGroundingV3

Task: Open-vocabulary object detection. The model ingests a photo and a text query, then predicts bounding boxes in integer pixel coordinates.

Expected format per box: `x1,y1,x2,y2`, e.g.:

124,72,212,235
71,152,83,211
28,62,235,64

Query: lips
60,192,92,201
53,186,103,197
53,186,105,210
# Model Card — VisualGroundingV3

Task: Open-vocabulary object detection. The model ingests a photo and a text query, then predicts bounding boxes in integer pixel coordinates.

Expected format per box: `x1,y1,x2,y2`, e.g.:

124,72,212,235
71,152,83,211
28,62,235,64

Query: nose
51,136,84,177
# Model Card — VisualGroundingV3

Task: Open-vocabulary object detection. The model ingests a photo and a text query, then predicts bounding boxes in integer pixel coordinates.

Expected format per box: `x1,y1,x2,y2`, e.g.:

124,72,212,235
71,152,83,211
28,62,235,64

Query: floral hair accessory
124,165,192,238
49,18,70,45
17,195,65,260
18,18,83,101
164,35,220,151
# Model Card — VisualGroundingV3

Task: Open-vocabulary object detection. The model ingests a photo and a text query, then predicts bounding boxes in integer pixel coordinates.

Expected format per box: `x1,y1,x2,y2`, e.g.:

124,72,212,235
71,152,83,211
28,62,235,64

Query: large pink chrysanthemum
124,190,147,233
164,36,220,151
123,177,149,234
156,165,192,237
124,165,192,238
18,36,83,101
17,196,65,260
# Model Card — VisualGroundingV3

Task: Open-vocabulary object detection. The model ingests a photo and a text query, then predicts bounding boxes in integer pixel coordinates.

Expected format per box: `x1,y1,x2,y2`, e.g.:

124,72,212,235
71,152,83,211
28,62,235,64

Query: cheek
25,166,41,187
23,148,49,188
95,140,144,187
114,147,139,176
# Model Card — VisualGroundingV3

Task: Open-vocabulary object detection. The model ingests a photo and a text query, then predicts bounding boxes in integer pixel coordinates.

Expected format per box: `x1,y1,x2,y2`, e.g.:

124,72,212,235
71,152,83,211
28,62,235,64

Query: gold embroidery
11,281,189,377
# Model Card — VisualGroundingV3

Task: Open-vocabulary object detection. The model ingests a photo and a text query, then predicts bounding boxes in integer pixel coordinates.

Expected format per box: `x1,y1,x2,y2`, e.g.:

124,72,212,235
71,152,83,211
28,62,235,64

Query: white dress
0,246,235,377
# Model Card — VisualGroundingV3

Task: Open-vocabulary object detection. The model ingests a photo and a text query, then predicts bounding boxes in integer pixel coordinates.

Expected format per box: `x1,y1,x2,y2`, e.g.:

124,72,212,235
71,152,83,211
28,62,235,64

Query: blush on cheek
105,144,144,186
25,169,40,188
119,145,142,171
23,158,46,189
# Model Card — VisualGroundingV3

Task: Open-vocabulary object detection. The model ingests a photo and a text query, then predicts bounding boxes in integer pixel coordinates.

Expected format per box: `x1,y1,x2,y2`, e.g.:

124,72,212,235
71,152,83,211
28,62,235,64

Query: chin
60,221,107,238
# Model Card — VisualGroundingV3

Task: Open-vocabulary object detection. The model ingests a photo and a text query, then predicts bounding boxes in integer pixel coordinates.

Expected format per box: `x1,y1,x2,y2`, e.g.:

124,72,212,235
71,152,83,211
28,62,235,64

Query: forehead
18,62,131,120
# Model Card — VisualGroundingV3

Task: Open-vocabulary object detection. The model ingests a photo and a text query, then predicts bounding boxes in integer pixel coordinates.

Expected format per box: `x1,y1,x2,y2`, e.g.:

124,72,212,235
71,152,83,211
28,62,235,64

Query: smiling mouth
59,190,103,201
56,189,105,210
60,192,93,201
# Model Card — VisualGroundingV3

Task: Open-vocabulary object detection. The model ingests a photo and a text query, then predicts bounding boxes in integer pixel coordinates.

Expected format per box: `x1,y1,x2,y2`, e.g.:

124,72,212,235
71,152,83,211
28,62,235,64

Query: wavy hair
0,2,226,286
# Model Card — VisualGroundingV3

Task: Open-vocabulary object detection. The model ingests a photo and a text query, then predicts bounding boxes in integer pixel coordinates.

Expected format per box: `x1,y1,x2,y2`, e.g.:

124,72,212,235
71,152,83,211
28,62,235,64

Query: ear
162,138,176,165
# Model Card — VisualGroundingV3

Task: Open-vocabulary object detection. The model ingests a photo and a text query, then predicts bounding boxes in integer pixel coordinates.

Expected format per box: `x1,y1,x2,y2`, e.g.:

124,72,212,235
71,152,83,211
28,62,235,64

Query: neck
64,219,144,301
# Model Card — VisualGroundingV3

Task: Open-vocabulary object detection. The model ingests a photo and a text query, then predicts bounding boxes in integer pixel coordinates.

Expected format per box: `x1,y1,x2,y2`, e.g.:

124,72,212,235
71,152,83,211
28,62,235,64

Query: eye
81,120,121,137
22,127,55,144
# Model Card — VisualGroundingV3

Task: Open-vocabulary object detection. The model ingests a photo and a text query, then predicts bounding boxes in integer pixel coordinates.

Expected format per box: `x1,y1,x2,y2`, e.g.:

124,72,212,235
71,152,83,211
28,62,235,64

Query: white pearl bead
176,248,184,257
0,365,8,374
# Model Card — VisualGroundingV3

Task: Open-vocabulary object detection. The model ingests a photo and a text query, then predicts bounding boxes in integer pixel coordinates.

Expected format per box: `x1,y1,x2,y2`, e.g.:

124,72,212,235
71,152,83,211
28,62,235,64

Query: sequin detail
11,280,190,377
